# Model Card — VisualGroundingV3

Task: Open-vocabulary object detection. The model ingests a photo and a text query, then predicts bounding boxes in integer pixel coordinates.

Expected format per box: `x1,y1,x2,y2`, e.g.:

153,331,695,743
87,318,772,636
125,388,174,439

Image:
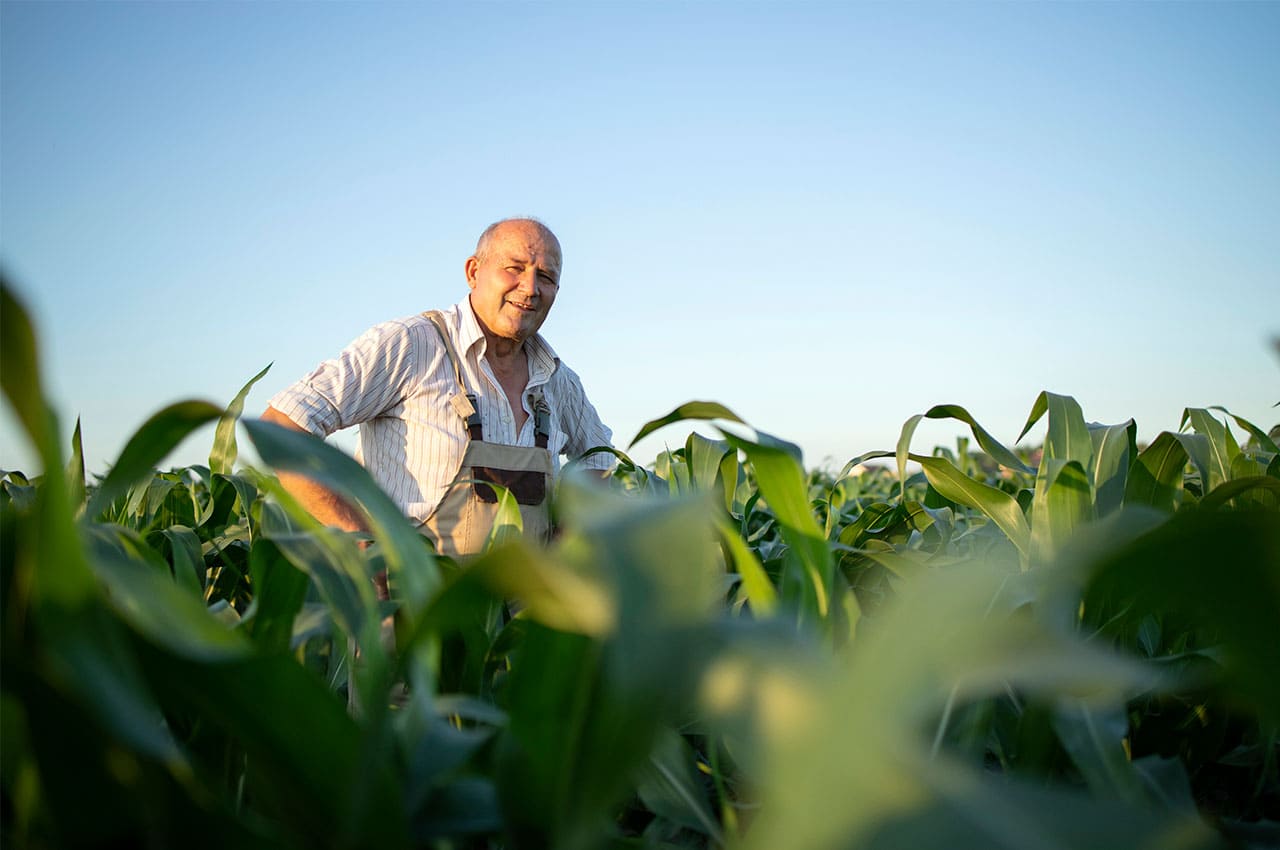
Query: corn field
2,280,1278,850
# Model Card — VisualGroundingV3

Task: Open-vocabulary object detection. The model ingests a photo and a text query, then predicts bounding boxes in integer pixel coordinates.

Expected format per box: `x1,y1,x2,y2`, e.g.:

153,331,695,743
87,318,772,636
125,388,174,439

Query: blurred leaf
137,642,408,848
636,727,721,841
1199,476,1280,512
1083,510,1280,724
0,282,51,457
258,498,389,711
209,364,270,475
1052,701,1144,804
244,539,309,653
66,417,85,515
244,418,439,626
84,525,249,661
719,562,1186,850
158,525,204,597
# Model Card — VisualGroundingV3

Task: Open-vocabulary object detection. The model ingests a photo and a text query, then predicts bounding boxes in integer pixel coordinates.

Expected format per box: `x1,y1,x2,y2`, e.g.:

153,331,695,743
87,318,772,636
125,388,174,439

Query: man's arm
261,406,370,534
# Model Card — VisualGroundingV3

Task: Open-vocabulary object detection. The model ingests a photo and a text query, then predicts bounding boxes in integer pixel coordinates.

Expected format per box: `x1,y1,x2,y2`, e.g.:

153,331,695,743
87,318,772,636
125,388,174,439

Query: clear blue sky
3,1,1277,477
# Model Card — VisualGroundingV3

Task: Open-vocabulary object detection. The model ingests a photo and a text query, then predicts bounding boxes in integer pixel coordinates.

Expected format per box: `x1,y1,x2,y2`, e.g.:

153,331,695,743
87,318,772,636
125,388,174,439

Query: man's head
466,218,562,346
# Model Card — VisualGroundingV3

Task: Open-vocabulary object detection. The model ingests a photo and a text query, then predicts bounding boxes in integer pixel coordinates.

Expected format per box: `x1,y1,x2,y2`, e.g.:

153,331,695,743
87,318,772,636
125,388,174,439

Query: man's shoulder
359,310,448,344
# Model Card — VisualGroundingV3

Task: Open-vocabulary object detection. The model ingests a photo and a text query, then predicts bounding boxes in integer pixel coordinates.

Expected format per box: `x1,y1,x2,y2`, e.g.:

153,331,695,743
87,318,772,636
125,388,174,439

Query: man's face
465,222,561,345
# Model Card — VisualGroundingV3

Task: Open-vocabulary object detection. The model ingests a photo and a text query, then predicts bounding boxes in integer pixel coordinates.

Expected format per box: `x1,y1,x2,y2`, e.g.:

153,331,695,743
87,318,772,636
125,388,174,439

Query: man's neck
484,333,525,365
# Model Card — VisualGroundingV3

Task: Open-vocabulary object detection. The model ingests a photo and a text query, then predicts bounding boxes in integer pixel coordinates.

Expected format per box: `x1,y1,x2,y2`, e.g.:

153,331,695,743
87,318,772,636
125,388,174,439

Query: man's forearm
261,406,370,534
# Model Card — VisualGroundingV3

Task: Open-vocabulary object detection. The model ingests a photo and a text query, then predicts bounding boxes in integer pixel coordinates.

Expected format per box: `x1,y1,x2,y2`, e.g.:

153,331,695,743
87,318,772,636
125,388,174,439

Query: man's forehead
494,233,561,268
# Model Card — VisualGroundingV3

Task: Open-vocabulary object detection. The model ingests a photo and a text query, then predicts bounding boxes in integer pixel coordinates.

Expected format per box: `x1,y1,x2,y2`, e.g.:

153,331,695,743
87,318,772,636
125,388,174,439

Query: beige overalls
415,310,554,557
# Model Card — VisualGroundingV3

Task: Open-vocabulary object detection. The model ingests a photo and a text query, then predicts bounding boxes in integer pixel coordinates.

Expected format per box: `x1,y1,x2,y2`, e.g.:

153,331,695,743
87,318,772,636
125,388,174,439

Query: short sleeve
554,365,615,471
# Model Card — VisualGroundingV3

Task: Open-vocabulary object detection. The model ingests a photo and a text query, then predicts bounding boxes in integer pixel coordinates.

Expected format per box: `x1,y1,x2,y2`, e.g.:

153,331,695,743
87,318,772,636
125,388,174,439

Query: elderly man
262,217,614,558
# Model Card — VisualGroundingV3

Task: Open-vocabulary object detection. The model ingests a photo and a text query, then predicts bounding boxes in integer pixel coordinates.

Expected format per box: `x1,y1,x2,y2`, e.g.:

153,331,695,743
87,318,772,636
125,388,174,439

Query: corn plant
3,278,1277,849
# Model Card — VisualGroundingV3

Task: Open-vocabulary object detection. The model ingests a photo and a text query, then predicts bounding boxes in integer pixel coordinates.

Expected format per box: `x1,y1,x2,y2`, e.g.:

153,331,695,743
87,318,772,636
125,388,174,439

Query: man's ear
464,255,479,289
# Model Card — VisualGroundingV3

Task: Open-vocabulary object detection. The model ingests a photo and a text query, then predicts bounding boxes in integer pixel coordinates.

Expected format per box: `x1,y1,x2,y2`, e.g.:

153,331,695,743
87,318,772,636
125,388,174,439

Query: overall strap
423,311,483,442
527,387,552,450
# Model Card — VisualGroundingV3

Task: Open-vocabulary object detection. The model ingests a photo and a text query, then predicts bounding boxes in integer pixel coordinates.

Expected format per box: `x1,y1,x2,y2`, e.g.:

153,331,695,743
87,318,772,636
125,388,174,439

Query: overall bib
416,310,554,557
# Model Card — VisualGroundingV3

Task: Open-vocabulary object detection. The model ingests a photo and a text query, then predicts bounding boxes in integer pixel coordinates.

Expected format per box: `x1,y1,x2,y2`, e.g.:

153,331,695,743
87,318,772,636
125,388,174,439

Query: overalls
361,312,553,710
415,310,554,557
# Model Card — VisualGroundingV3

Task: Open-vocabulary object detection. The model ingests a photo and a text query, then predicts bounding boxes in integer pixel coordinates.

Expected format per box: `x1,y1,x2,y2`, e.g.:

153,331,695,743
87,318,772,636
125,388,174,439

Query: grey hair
473,217,562,266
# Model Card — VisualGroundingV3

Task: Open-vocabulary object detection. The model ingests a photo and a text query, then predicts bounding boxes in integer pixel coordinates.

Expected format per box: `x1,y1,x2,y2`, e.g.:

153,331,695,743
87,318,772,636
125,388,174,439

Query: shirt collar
456,296,560,383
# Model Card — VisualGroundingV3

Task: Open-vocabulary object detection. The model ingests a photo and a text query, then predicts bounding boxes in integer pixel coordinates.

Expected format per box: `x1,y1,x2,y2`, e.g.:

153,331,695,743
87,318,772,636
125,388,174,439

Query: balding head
474,218,562,272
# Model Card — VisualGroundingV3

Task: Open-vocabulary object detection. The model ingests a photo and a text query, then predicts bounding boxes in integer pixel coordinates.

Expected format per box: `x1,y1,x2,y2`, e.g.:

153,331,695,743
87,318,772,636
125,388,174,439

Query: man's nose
516,271,537,295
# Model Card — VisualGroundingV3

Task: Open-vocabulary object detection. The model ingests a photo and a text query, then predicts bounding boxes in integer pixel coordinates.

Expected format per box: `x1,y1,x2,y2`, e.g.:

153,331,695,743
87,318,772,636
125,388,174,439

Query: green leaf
718,516,778,616
1019,392,1092,468
84,526,250,662
244,539,310,653
158,526,205,597
0,282,52,460
896,414,924,501
629,400,748,448
1170,433,1212,498
66,417,85,515
243,418,438,627
1052,701,1144,804
87,401,225,519
1209,405,1279,454
209,364,271,475
1030,460,1094,565
1182,408,1237,492
635,727,722,840
1124,432,1187,512
910,454,1030,562
926,404,1033,473
1198,476,1280,512
724,432,833,620
3,282,182,766
1083,510,1280,724
1088,420,1136,516
137,645,407,848
684,431,733,500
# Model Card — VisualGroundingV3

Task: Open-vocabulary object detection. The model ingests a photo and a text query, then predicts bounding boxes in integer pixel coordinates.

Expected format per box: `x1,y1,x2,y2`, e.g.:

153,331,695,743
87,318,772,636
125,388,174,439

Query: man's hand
261,406,371,534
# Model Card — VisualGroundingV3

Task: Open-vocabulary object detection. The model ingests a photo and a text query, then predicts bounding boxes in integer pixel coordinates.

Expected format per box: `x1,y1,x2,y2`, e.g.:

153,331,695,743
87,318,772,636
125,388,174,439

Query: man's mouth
507,301,536,312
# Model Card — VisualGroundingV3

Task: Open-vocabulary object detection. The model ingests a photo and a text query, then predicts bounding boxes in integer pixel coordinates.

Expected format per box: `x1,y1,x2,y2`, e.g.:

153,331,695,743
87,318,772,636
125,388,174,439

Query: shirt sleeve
267,319,423,437
555,364,616,471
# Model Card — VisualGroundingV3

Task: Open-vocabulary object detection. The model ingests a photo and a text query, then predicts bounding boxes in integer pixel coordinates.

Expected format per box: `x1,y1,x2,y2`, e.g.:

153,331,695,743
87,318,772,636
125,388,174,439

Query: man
262,217,614,558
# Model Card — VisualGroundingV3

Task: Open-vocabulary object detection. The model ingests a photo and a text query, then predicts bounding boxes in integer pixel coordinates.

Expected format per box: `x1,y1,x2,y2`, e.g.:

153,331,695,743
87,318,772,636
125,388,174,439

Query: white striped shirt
267,297,614,523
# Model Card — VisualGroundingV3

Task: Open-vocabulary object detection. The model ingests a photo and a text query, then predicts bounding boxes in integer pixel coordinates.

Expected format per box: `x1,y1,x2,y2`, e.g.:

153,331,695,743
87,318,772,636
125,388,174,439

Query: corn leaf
1019,391,1092,468
1182,408,1236,493
629,400,748,448
1209,405,1279,454
911,454,1030,562
87,401,224,520
1031,459,1094,565
926,404,1033,473
1124,432,1187,512
1089,420,1136,516
209,363,271,475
